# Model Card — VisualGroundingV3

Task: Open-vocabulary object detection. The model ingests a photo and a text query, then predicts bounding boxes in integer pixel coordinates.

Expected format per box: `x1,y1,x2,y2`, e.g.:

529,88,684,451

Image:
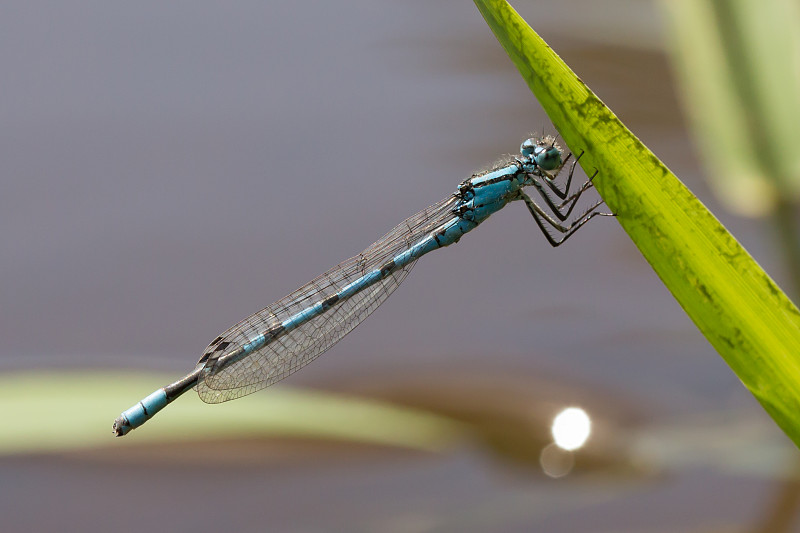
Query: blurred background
2,1,800,531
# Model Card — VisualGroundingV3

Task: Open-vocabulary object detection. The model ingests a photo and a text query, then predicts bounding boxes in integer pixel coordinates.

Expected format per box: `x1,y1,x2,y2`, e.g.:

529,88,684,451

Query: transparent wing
196,194,460,403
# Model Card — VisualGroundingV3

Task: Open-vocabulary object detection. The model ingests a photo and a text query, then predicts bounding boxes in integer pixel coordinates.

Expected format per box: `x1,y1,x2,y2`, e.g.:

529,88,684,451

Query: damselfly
113,136,610,436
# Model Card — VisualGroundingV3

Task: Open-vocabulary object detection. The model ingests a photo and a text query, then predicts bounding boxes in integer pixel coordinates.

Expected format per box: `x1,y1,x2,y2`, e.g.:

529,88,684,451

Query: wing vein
196,194,459,403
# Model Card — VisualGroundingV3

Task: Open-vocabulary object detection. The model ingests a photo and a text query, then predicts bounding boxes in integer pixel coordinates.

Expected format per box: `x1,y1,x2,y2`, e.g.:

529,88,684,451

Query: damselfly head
520,136,562,171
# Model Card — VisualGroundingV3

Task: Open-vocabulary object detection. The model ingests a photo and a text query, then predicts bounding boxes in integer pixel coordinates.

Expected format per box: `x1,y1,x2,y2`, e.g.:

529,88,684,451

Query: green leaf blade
0,372,462,456
660,0,800,215
475,0,800,446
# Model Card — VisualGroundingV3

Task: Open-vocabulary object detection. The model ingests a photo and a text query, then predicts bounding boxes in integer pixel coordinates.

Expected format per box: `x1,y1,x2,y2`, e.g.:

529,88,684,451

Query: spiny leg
530,169,599,222
537,209,612,247
556,169,599,209
520,190,612,248
530,202,611,248
521,190,605,233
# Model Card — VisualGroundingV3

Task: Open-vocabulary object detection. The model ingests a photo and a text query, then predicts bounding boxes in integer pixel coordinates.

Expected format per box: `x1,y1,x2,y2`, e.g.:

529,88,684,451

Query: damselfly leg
522,158,613,247
530,152,597,221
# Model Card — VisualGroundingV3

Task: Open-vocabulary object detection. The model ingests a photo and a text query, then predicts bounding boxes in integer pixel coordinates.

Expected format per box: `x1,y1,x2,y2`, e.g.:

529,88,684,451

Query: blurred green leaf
474,0,800,447
660,0,800,216
0,372,461,455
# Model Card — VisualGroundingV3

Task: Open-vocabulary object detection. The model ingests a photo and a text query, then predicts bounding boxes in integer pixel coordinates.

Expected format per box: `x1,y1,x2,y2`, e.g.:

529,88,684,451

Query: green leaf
660,0,800,216
474,0,800,446
0,372,461,455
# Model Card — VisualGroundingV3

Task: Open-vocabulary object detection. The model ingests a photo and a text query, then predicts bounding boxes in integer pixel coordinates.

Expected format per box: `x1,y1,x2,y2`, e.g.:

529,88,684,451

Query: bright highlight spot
551,407,591,451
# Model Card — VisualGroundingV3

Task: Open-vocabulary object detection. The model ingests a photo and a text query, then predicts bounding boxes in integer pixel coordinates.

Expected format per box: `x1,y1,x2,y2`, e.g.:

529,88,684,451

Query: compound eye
520,138,536,157
535,146,562,171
